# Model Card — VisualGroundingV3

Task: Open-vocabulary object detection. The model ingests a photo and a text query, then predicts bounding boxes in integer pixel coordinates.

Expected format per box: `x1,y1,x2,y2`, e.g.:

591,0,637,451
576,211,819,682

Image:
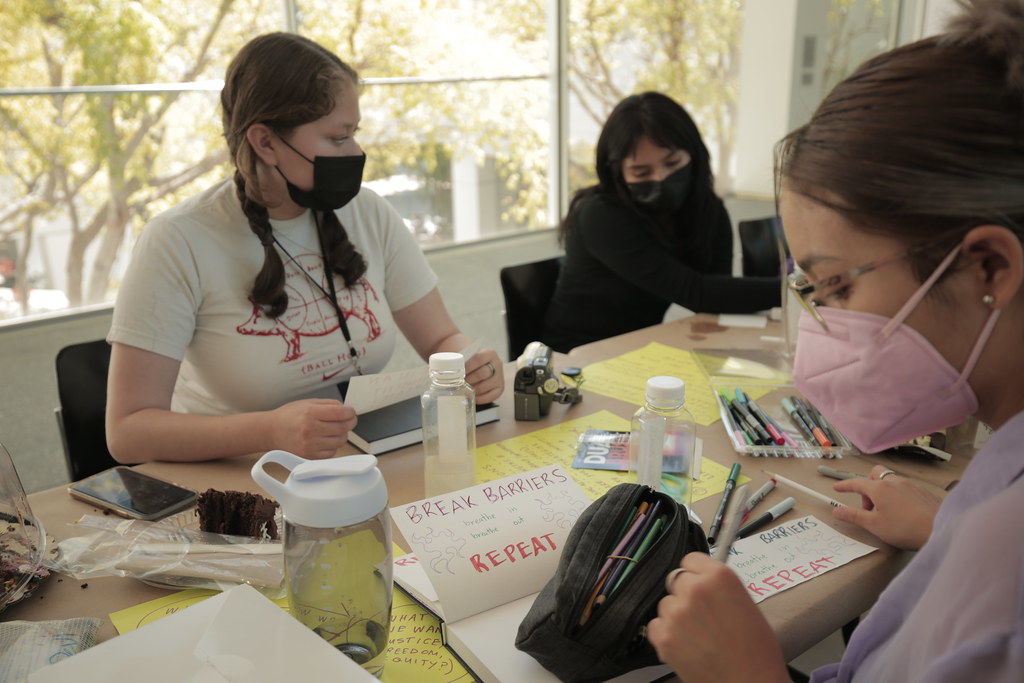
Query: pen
740,479,776,523
767,472,843,508
736,496,797,538
708,463,741,544
817,465,864,481
712,484,749,562
781,397,818,445
610,516,666,596
792,397,832,447
736,389,786,445
597,500,663,605
579,505,648,625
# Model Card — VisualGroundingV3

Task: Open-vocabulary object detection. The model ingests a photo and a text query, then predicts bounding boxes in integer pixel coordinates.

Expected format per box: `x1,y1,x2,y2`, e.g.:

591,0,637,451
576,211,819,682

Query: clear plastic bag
46,515,283,591
0,617,101,682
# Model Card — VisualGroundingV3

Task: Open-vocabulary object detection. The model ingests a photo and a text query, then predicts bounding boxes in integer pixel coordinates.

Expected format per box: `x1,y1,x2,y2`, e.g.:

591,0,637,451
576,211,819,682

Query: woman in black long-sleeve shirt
543,92,780,352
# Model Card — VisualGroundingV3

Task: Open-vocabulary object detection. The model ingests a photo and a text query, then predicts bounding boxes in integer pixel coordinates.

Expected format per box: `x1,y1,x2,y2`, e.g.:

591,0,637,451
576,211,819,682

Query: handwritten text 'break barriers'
392,464,590,623
725,514,877,603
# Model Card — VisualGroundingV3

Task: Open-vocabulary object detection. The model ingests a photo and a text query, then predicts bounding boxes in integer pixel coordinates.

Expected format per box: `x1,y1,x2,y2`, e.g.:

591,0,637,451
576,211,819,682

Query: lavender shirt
811,410,1024,682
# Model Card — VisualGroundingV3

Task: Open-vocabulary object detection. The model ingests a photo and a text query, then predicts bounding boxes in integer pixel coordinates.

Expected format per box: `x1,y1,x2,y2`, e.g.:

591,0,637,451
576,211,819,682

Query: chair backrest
738,216,788,278
55,340,116,481
499,257,563,361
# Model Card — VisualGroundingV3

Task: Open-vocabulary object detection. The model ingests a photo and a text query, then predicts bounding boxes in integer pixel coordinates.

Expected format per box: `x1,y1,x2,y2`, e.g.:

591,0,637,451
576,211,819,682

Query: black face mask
275,136,365,211
627,163,693,215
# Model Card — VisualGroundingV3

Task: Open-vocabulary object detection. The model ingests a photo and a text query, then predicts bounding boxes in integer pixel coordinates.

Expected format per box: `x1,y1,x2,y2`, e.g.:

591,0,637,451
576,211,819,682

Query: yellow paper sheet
581,342,772,425
109,578,472,681
474,410,748,503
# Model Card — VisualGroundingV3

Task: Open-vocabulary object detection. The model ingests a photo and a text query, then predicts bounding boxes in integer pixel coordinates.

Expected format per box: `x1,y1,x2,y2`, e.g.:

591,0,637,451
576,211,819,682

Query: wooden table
6,315,968,664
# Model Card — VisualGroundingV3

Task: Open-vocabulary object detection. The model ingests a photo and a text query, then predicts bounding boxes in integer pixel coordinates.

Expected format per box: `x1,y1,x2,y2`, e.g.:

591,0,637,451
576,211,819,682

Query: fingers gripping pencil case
515,483,709,682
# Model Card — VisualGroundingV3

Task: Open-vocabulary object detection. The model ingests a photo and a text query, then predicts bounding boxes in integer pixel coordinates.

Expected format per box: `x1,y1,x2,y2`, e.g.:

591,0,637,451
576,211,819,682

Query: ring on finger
877,468,897,480
664,567,687,592
485,361,496,379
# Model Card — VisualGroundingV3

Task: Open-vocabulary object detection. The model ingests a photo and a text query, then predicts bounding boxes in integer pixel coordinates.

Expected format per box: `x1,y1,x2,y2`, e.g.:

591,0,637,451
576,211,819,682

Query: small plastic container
629,376,696,506
421,352,477,497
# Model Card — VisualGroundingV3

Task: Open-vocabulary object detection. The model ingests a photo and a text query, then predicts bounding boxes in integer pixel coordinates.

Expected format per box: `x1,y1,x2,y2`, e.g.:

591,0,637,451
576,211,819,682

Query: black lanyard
271,211,364,375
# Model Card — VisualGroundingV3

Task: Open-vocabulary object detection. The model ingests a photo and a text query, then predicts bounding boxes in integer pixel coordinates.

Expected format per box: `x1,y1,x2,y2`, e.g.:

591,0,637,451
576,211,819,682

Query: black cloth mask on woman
274,135,365,211
627,162,693,215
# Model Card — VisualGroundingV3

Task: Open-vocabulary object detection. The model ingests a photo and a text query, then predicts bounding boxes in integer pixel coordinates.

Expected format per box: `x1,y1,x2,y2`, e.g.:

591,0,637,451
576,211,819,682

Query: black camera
513,342,583,421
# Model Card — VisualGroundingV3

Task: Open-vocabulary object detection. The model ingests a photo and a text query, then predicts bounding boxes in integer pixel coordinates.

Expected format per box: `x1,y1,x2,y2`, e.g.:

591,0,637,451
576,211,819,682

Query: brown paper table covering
6,314,968,662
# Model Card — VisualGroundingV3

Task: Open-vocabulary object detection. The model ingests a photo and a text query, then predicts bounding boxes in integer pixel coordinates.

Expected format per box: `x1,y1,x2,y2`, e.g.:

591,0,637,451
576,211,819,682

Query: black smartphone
68,466,197,520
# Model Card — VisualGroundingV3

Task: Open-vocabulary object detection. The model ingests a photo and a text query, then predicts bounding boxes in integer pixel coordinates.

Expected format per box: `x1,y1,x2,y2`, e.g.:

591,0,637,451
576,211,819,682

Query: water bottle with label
252,451,392,678
629,376,696,506
421,352,477,497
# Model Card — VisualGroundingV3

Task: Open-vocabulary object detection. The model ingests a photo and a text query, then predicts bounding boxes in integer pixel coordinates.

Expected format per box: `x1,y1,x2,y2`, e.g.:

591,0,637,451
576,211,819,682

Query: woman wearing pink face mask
645,1,1024,681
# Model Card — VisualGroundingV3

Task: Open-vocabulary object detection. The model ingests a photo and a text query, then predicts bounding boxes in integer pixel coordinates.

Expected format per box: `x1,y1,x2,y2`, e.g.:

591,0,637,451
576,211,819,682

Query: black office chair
738,216,788,277
499,257,563,361
54,339,117,481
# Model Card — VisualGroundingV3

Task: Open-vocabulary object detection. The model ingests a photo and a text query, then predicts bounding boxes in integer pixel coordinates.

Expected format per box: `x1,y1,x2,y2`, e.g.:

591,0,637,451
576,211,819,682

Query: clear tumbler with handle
252,451,392,678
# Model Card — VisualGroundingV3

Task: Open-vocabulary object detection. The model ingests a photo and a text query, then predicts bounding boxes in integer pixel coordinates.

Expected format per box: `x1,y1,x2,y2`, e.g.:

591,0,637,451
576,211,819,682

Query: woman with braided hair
647,1,1024,681
105,33,503,463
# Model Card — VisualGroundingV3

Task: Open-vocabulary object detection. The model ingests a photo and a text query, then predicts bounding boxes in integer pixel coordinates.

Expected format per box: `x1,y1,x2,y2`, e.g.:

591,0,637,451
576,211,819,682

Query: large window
0,0,903,322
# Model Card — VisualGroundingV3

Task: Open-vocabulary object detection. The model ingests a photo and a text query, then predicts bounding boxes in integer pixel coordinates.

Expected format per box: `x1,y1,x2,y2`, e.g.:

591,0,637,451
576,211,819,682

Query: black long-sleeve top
542,193,780,352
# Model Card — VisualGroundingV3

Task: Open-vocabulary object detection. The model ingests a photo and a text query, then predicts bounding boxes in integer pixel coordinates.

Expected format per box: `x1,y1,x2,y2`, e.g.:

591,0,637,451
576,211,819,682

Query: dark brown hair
777,0,1024,282
221,32,366,318
559,92,723,267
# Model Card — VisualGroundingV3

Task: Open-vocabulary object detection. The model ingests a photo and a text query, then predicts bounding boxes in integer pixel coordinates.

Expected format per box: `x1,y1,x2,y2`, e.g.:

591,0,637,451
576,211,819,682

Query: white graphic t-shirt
108,179,437,415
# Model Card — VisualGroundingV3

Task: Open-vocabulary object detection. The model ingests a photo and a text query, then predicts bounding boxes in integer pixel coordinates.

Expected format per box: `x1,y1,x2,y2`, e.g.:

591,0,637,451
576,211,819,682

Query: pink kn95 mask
793,244,1001,454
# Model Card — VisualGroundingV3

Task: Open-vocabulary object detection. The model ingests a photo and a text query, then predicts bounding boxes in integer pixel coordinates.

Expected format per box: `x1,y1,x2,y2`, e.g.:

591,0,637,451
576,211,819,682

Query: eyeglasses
788,249,914,331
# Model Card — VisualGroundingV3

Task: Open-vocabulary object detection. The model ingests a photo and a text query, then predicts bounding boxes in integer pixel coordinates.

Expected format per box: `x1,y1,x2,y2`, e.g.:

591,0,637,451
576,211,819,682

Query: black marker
736,497,796,539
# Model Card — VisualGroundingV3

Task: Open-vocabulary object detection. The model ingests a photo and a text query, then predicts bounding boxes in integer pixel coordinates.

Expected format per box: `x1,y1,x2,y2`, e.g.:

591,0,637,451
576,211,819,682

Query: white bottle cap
251,451,388,529
645,376,685,408
429,352,465,375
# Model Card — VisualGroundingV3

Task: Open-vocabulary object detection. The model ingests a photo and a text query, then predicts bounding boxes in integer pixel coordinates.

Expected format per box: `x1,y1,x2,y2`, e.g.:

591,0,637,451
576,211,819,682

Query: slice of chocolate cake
195,489,279,540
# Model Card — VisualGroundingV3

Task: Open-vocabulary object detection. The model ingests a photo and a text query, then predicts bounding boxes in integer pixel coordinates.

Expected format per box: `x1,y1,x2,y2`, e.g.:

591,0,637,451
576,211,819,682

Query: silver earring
982,294,995,305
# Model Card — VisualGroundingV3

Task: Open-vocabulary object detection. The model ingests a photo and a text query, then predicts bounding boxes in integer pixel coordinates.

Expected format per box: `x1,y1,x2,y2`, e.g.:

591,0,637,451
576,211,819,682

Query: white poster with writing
725,515,877,604
392,464,589,622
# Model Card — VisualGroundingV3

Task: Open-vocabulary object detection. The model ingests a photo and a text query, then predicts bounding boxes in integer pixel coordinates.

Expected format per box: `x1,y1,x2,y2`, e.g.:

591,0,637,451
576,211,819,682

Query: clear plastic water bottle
421,352,477,497
252,451,392,678
629,376,696,506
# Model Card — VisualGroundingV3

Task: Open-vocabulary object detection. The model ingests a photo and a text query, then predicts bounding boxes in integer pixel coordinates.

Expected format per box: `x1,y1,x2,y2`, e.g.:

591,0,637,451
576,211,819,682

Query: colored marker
708,463,741,544
717,394,747,446
803,399,840,445
737,496,797,538
712,484,749,562
740,479,776,523
793,397,832,447
767,472,843,508
725,396,759,446
737,389,786,445
781,397,817,445
817,465,864,481
727,393,771,445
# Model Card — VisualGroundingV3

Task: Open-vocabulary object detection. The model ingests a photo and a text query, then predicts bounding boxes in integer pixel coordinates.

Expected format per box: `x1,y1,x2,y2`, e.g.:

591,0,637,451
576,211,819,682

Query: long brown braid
222,32,367,319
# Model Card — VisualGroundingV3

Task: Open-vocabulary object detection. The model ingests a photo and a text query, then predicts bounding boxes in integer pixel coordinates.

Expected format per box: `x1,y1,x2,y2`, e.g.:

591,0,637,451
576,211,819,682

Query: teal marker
708,463,741,544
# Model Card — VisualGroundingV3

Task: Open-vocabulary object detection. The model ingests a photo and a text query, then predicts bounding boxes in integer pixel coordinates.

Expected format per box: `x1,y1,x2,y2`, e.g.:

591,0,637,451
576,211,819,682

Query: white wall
733,0,828,197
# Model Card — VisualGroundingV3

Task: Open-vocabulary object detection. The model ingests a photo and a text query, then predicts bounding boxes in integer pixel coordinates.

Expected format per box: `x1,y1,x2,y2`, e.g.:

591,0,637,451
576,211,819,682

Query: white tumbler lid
645,376,685,408
251,452,387,529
